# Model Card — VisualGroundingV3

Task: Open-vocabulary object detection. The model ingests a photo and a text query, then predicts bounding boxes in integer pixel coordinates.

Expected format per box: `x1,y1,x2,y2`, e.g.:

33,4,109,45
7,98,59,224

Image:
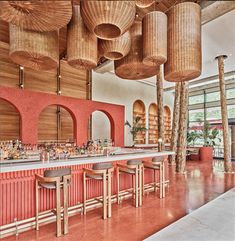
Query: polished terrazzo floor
2,160,235,241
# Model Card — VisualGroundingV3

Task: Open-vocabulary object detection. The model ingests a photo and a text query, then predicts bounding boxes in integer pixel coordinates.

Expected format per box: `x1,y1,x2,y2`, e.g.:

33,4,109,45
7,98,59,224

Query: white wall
92,71,174,146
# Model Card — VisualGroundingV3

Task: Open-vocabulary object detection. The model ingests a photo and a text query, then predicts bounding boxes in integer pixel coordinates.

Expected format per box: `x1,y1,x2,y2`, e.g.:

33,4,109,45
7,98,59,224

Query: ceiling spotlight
20,66,24,70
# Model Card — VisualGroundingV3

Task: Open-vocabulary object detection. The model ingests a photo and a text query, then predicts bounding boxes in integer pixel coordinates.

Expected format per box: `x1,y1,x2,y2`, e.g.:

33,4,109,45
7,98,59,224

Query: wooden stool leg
162,161,165,198
83,172,86,215
117,167,120,204
63,180,69,235
135,168,138,208
35,180,39,231
142,166,145,196
159,163,163,199
139,165,142,206
103,173,107,219
108,171,112,218
56,181,62,237
154,169,157,192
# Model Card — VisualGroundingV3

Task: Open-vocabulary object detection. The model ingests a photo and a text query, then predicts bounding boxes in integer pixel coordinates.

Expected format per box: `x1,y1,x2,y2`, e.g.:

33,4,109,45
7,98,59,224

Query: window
189,95,204,105
228,105,235,119
189,109,204,122
206,92,220,102
206,107,221,121
227,88,235,99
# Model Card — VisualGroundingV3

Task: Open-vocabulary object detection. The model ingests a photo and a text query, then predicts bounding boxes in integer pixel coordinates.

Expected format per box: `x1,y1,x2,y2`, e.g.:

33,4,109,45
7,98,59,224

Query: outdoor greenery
125,116,147,143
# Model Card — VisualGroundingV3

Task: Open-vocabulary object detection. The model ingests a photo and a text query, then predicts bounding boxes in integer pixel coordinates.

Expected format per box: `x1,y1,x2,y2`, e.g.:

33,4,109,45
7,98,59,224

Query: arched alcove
148,103,158,144
164,105,171,143
133,100,146,144
0,98,21,141
38,105,74,142
91,111,111,141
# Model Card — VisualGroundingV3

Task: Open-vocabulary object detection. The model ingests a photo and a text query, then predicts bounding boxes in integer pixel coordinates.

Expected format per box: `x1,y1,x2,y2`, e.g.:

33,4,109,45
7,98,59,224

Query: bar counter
0,149,174,237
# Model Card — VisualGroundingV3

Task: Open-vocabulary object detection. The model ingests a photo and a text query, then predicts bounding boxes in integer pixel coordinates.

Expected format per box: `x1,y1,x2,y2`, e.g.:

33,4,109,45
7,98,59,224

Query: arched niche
91,111,111,141
148,103,158,144
38,105,74,142
133,100,146,144
0,98,21,141
164,105,171,143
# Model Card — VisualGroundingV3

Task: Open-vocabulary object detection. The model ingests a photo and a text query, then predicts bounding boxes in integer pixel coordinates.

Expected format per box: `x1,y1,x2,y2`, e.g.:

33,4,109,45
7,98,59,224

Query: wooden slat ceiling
0,0,201,60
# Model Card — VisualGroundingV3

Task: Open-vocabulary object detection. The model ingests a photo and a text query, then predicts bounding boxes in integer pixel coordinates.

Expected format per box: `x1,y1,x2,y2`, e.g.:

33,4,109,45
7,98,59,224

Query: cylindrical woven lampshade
135,0,155,8
115,21,159,80
9,24,59,71
67,5,97,70
143,11,167,67
81,1,135,40
164,2,201,82
99,31,131,60
0,1,72,32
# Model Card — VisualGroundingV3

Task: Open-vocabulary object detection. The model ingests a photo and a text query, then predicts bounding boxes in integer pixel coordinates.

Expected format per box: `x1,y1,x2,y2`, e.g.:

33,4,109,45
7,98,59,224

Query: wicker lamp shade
135,0,155,8
143,11,167,67
99,31,131,60
0,1,72,32
115,21,159,80
9,24,59,71
81,1,136,40
164,2,202,82
67,6,97,70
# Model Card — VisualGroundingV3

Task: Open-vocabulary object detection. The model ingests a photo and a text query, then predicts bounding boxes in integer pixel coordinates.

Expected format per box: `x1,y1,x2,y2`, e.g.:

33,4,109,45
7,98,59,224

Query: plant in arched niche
125,116,147,144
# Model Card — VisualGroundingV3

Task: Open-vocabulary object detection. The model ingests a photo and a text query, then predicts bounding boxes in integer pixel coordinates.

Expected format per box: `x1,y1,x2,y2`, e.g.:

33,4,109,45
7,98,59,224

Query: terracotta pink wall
0,86,125,146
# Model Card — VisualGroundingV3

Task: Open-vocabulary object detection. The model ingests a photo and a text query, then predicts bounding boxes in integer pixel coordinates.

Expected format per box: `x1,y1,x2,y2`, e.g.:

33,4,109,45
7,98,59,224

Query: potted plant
125,116,147,146
198,120,221,161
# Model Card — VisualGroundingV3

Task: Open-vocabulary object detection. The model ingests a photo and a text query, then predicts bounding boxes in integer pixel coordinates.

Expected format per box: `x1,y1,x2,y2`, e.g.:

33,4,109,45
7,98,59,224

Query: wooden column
169,82,181,164
176,82,189,173
156,65,165,151
232,125,235,159
216,55,232,172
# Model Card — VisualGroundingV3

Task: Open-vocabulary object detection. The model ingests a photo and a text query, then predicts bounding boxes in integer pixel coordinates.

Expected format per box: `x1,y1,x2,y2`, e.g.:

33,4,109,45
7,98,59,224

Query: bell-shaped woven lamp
81,1,136,40
115,21,159,80
164,2,202,82
136,0,155,8
0,1,72,32
143,11,167,66
67,5,97,70
9,24,59,71
99,31,131,60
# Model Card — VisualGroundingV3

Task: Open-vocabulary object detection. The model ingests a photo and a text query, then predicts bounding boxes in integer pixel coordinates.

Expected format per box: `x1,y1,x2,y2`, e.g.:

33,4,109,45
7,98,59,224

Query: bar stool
35,168,71,237
83,162,114,219
143,156,165,198
117,160,144,207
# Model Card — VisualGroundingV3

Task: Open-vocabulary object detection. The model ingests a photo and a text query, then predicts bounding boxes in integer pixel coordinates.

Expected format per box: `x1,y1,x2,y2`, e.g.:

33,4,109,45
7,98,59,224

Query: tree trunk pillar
156,65,165,151
176,82,189,173
169,82,181,164
216,55,232,172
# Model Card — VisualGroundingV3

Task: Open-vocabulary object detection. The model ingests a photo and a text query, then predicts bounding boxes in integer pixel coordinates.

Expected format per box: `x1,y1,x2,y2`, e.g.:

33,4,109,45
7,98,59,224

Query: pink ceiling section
0,86,125,146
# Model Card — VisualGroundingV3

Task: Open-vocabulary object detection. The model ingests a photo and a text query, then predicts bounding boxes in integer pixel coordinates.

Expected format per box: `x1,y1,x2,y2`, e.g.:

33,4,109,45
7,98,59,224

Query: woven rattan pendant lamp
135,0,155,8
0,1,72,32
143,11,167,67
81,1,136,40
67,5,97,70
115,21,159,80
9,24,59,70
164,2,202,82
99,31,131,60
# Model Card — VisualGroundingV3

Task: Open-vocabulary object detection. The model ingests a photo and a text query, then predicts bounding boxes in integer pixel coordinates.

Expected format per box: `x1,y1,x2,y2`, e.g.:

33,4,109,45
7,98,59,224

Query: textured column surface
169,82,181,164
176,82,189,173
156,65,165,151
217,55,232,172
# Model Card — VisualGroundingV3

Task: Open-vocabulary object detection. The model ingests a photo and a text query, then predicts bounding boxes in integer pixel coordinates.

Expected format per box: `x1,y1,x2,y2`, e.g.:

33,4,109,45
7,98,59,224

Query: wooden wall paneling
60,60,88,99
0,20,9,43
60,107,73,141
164,106,171,143
0,99,20,140
0,42,19,88
24,67,57,94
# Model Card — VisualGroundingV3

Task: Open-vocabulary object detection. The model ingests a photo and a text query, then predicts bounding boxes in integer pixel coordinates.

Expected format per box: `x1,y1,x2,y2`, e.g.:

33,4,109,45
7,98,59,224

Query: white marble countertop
0,150,175,173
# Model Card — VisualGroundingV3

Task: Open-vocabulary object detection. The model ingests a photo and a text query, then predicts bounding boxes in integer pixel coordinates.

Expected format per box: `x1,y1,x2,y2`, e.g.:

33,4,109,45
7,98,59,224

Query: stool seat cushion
44,168,71,179
127,159,142,166
39,182,56,189
92,162,113,170
152,156,164,163
86,174,103,180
